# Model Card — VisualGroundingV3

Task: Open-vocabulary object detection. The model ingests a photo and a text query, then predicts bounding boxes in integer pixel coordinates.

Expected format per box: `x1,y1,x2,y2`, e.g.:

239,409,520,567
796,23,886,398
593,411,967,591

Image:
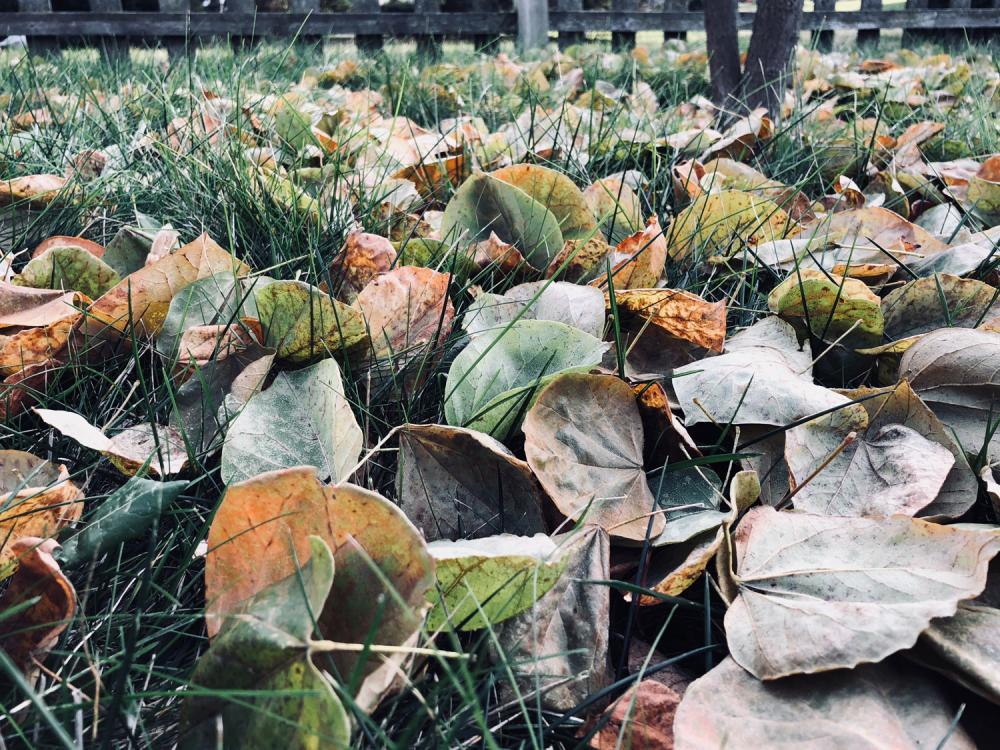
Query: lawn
1,35,999,749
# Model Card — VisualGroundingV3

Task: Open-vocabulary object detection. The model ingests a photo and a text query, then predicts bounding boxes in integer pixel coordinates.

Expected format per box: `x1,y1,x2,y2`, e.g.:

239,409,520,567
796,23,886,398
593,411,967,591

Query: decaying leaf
881,275,1000,342
87,234,249,335
328,231,397,302
668,190,791,262
674,657,975,750
0,450,83,575
0,538,76,680
355,266,455,361
767,268,883,346
673,316,849,427
584,176,644,245
590,679,681,750
592,215,667,290
0,282,87,329
13,244,119,299
221,358,362,486
725,507,999,679
396,423,547,542
524,372,664,542
254,279,367,363
492,162,598,241
0,313,79,376
493,526,610,712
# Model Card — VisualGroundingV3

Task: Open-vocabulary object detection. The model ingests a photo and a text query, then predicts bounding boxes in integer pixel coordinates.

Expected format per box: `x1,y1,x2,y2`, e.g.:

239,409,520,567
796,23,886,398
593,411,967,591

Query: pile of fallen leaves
2,41,1000,748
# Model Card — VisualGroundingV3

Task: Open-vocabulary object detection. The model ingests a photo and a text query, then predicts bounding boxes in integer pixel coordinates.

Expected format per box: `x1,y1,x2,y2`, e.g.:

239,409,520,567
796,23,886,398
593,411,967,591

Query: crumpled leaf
545,235,613,282
0,538,76,679
725,506,999,679
33,408,189,477
181,535,350,750
674,657,976,750
592,215,667,290
221,358,361,486
640,470,759,602
785,404,954,518
0,450,83,575
881,275,1000,342
444,319,608,441
426,533,567,631
328,231,397,303
0,312,79,377
396,423,547,542
767,268,883,346
87,233,249,336
13,244,119,299
492,526,610,712
898,327,1000,459
492,162,598,241
355,266,455,361
0,283,87,329
464,280,605,339
524,372,664,542
205,467,434,711
440,172,564,270
254,279,367,363
57,477,186,568
673,316,849,427
668,190,791,262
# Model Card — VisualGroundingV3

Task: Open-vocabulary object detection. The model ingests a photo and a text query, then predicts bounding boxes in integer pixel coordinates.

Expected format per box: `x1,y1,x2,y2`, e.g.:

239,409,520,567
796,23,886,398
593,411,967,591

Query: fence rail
1,2,998,54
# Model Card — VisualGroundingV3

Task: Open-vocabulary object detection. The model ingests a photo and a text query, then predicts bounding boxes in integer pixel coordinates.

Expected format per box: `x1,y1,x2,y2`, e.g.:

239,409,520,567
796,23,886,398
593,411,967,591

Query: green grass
1,34,999,749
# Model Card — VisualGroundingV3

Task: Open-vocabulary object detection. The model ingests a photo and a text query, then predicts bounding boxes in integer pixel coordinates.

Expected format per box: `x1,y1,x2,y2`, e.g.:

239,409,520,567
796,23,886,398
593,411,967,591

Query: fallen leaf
181,535,350,750
881,275,1000,342
87,233,249,336
592,215,667,290
221,358,361,485
0,283,87,329
254,279,367,363
327,231,397,303
785,404,954,517
31,235,105,260
0,313,79,376
13,244,119,299
464,280,605,339
492,162,598,241
674,657,975,750
493,526,611,712
767,268,883,346
667,190,791,262
426,533,567,631
440,172,564,270
590,679,680,750
915,603,1000,705
444,319,608,441
155,271,256,360
584,176,644,245
725,507,999,679
0,450,83,575
546,235,613,282
0,538,76,680
0,174,68,209
672,316,849,427
396,423,547,542
523,372,665,542
355,266,455,361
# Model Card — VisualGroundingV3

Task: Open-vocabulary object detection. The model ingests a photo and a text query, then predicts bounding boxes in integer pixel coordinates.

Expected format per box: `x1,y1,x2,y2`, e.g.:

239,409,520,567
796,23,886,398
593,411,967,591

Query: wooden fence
0,0,998,57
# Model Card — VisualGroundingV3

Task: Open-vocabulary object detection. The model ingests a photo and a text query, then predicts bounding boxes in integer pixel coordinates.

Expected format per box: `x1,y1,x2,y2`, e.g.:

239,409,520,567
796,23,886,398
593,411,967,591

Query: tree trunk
703,0,741,107
739,0,804,115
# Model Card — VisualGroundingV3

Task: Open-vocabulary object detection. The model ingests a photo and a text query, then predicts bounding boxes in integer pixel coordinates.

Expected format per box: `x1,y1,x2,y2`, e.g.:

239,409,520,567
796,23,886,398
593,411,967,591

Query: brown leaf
0,451,83,575
327,231,397,302
0,538,76,679
523,373,665,542
396,423,548,542
0,313,79,378
87,233,249,336
174,319,263,378
0,174,68,209
545,236,612,282
0,363,49,422
589,680,680,750
591,216,667,290
393,154,468,200
0,282,88,330
355,266,455,362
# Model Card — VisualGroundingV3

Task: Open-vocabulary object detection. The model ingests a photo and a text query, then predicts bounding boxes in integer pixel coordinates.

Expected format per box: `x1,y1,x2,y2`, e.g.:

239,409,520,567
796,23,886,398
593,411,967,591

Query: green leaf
444,319,609,441
440,172,564,270
254,279,367,363
180,536,350,750
13,246,119,299
221,358,363,485
426,533,568,631
102,224,158,277
491,163,598,241
57,477,186,568
767,268,884,346
155,272,256,358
